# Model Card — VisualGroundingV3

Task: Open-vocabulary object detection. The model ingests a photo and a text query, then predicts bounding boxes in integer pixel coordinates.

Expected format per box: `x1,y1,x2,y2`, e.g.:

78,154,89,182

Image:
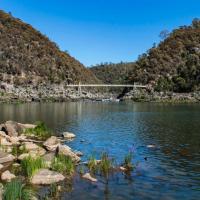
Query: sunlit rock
82,173,97,182
31,169,65,185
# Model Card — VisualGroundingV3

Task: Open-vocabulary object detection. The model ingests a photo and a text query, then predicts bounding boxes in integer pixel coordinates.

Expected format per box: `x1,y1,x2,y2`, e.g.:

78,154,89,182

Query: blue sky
1,0,200,66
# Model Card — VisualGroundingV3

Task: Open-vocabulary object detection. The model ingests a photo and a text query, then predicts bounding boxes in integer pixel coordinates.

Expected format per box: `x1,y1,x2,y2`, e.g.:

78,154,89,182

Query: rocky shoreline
122,89,200,103
0,120,134,199
0,82,200,103
0,82,116,103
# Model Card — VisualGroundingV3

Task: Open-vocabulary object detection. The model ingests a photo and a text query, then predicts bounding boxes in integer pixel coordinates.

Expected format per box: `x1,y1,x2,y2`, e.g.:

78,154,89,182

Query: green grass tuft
51,154,74,176
99,152,114,178
24,121,51,139
21,156,45,178
3,179,36,200
11,145,28,157
87,156,98,172
123,152,134,171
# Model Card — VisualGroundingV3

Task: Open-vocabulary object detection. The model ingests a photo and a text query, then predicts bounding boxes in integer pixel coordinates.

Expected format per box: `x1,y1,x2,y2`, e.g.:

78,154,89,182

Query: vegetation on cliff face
0,10,99,86
91,19,200,93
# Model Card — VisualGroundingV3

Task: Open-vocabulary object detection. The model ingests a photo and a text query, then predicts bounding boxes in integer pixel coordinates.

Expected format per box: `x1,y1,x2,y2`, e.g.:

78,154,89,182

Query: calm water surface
0,102,200,200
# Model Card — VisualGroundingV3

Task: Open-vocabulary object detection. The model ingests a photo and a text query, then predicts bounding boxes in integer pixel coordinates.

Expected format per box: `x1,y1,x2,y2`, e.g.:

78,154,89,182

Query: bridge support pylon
78,82,82,95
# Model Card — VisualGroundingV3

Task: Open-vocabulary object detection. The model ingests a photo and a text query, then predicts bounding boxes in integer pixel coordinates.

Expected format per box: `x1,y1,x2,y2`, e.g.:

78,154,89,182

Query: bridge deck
66,84,147,88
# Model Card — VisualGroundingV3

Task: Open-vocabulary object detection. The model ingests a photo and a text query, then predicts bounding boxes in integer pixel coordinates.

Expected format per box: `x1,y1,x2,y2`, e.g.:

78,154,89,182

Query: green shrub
21,156,45,178
24,121,51,139
51,154,74,176
3,179,36,200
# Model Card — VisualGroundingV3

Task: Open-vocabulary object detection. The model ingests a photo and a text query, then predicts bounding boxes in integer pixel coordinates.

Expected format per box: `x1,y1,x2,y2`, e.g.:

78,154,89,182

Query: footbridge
66,83,147,94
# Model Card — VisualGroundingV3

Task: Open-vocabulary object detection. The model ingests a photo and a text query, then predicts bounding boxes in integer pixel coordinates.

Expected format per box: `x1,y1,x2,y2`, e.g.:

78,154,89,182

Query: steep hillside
0,10,99,86
92,19,200,93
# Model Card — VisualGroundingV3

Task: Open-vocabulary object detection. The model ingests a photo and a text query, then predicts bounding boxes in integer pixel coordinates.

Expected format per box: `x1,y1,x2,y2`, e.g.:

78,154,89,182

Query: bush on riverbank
24,121,51,139
51,154,74,176
21,156,46,178
3,179,36,200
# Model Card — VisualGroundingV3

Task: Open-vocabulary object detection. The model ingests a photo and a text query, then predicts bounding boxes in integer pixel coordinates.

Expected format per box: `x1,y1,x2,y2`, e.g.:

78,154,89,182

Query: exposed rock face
58,144,81,163
0,151,15,164
82,173,97,182
43,136,60,151
62,132,76,139
30,169,65,185
1,170,16,182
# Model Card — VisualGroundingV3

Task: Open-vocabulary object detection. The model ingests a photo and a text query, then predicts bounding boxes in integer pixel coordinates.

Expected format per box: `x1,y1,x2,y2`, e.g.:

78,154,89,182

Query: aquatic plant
49,183,61,199
51,154,74,176
24,121,51,139
87,156,98,172
123,152,134,171
3,179,36,200
78,165,85,175
99,152,114,177
21,156,45,178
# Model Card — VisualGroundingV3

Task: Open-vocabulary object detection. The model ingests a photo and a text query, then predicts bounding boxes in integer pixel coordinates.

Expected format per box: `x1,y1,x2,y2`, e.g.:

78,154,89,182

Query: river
0,102,200,200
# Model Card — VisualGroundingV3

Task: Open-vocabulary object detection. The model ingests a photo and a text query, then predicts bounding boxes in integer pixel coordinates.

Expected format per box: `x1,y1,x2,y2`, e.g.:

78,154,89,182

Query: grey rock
31,169,65,185
82,173,97,182
1,170,16,182
62,132,76,139
0,151,15,164
58,144,81,163
43,136,60,151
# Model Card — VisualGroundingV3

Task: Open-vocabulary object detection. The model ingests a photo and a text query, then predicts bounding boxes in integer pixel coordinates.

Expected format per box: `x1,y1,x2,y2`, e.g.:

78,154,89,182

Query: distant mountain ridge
91,19,200,93
0,10,99,86
91,62,135,84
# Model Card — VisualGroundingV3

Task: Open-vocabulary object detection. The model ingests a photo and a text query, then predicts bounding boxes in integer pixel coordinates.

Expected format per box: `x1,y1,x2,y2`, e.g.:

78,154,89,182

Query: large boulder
62,132,76,139
0,121,22,137
1,170,16,182
24,142,39,151
23,142,46,156
0,151,15,164
43,136,60,151
58,144,81,163
30,169,65,185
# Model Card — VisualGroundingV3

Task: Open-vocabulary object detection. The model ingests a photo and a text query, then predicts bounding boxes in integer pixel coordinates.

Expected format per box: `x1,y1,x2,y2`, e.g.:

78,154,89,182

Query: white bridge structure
66,82,147,94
